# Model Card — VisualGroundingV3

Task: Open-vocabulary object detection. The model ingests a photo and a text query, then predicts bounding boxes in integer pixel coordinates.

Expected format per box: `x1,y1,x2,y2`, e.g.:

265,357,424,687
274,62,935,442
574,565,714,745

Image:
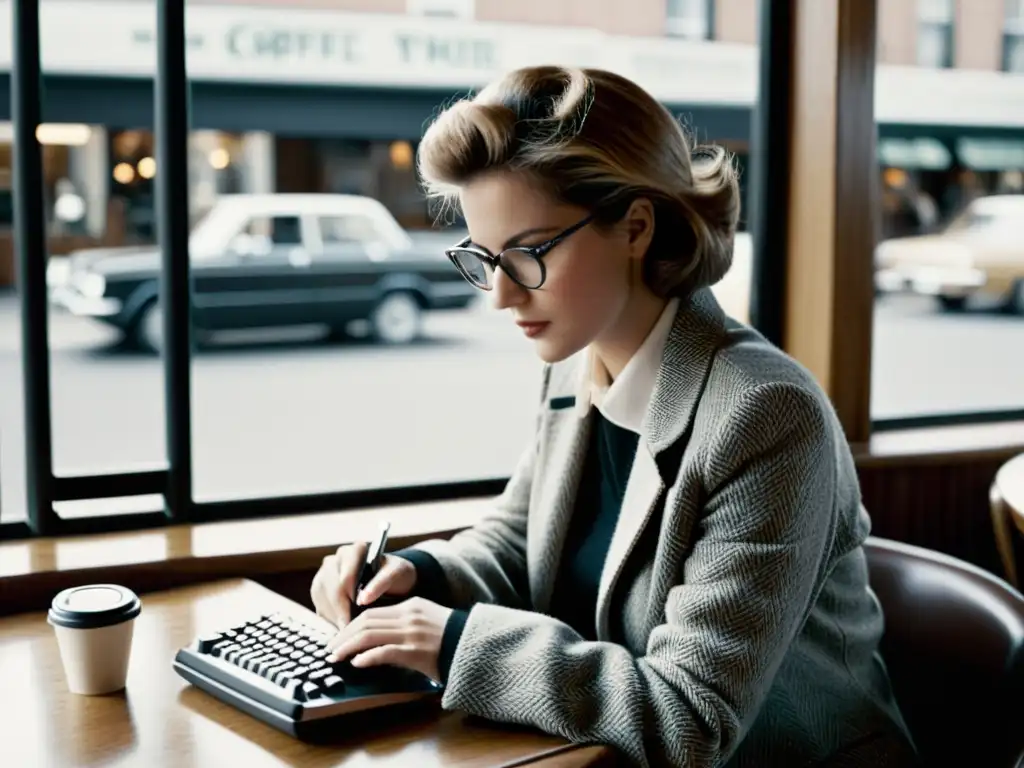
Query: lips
516,321,550,339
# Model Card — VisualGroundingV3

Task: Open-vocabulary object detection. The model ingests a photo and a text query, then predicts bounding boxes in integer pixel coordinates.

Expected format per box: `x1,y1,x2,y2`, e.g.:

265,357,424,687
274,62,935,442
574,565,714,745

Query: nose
491,266,528,310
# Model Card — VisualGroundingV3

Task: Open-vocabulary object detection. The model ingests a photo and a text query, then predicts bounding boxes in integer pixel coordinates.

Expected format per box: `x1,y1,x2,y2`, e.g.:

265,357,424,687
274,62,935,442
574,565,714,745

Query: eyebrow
463,226,562,252
501,226,561,249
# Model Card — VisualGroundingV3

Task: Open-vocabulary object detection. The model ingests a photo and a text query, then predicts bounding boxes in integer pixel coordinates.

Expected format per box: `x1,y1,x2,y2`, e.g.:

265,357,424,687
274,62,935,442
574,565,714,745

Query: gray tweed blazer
409,288,920,767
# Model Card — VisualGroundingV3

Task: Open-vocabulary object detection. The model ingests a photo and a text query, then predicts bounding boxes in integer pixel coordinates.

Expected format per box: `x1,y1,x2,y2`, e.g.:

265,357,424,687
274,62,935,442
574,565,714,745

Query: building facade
0,0,1021,284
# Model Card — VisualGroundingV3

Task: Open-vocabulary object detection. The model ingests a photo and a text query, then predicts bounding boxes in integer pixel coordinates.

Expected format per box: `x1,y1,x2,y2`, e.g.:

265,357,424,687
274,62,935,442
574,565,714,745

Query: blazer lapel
594,441,664,640
528,371,591,614
593,288,727,640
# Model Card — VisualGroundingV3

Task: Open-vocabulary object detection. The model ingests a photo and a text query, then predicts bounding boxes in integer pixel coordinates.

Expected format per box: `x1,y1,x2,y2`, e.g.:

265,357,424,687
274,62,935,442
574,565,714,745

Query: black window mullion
747,0,792,348
156,0,194,522
11,0,57,536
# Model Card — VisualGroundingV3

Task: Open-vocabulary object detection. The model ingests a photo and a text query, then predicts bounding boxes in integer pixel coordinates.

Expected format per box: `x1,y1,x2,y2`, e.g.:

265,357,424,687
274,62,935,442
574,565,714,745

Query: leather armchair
865,537,1024,767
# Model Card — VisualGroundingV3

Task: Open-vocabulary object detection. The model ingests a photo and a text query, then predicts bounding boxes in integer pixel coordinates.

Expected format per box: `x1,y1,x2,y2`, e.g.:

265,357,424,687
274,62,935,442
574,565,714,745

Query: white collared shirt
575,298,680,434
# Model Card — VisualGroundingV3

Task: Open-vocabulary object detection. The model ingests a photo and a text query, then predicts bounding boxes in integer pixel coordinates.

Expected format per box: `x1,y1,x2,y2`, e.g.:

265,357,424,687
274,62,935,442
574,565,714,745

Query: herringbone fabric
410,289,919,767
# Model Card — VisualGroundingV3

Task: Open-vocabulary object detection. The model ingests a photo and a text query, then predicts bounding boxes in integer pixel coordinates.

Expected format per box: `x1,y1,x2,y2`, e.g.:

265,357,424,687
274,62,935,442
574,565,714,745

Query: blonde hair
417,66,741,298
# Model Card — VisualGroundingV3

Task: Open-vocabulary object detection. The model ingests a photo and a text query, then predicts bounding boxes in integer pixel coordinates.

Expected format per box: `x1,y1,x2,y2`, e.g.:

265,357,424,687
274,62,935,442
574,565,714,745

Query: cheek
543,242,630,329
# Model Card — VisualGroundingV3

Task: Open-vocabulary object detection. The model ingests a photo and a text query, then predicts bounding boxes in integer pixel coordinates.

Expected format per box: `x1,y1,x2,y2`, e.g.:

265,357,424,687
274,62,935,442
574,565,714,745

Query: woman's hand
325,597,454,684
310,543,418,628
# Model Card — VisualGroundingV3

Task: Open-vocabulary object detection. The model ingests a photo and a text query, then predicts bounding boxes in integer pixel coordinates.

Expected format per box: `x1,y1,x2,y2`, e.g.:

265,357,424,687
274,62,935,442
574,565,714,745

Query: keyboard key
260,663,289,681
299,655,316,666
322,675,344,693
209,640,233,656
282,678,304,701
244,653,276,673
236,650,264,668
196,634,224,653
254,657,282,677
300,681,322,700
270,662,297,685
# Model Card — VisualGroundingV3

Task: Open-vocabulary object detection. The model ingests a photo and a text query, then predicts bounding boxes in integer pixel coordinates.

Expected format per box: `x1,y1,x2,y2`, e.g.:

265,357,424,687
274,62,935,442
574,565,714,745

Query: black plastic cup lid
47,584,142,630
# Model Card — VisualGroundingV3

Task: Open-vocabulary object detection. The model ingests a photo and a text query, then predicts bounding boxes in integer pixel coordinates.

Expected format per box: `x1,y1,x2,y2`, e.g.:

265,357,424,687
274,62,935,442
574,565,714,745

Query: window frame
2,0,1022,542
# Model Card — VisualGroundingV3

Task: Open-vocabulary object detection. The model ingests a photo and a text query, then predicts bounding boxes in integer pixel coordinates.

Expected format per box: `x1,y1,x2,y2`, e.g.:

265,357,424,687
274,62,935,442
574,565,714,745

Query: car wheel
936,295,967,313
132,300,163,354
371,292,422,345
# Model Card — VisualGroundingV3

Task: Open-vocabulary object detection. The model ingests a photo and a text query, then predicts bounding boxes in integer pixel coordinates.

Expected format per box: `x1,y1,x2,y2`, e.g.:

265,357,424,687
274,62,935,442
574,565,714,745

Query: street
1,292,1023,522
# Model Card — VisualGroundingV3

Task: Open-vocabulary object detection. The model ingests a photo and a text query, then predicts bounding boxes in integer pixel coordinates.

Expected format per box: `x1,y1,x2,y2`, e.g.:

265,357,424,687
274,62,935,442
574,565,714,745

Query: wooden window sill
851,420,1024,467
0,497,491,616
2,420,1022,615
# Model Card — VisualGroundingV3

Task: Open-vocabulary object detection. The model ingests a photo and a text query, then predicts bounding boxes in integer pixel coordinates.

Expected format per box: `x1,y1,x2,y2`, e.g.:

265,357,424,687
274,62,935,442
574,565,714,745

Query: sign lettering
395,34,495,70
226,25,361,64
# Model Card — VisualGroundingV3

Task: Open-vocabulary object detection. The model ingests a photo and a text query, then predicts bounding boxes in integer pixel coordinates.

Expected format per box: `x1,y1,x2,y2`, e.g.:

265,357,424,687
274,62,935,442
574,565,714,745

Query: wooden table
991,453,1024,587
0,579,614,767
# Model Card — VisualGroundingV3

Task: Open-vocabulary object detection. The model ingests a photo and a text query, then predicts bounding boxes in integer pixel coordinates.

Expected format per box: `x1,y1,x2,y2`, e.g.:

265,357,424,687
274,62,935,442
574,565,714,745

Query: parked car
874,194,1024,314
50,194,478,351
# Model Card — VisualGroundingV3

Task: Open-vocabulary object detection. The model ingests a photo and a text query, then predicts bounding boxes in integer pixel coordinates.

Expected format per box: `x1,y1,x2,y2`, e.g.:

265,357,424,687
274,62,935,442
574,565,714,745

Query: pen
354,520,390,607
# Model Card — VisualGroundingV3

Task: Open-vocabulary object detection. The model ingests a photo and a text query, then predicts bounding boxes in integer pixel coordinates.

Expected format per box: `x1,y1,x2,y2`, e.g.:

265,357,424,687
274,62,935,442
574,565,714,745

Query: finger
335,542,369,625
340,602,408,637
325,615,404,654
350,644,414,669
329,628,407,663
357,556,405,606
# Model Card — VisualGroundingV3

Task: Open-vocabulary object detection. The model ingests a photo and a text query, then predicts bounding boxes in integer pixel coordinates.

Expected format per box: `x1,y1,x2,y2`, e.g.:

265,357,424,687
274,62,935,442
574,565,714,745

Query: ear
622,198,655,261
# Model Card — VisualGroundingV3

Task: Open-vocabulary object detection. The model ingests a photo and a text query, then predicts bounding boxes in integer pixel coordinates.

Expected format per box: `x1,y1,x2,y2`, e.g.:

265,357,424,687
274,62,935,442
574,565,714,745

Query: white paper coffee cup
47,584,142,695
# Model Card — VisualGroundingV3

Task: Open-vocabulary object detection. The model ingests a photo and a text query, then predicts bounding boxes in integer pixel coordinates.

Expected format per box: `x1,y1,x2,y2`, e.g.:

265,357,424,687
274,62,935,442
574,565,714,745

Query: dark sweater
395,410,639,683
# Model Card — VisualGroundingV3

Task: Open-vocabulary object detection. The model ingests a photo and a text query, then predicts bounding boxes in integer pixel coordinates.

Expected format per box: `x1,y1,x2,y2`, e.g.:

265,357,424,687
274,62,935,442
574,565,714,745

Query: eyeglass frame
444,212,596,291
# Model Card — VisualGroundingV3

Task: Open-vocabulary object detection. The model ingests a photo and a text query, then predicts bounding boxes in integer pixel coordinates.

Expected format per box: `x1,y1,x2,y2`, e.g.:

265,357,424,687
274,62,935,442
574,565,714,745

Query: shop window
407,0,474,19
1005,0,1024,72
917,0,954,69
665,0,712,40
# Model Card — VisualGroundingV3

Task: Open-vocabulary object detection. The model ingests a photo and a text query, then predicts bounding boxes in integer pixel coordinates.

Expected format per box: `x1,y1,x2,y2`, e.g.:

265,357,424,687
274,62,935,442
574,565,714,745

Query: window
1,0,759,529
1005,0,1024,72
238,215,304,249
407,0,474,19
871,37,1024,421
665,0,712,40
319,215,383,246
917,0,955,68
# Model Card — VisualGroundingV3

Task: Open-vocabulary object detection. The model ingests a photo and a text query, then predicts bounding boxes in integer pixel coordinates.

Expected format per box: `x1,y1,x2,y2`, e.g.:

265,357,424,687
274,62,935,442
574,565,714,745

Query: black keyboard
173,611,443,740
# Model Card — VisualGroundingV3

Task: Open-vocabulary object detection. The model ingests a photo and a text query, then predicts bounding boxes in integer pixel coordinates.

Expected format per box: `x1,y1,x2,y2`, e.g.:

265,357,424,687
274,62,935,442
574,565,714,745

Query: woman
310,66,919,767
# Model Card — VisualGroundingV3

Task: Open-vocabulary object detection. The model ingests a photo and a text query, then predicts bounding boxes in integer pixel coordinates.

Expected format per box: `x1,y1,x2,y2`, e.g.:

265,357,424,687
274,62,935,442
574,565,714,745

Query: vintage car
874,194,1024,314
50,194,478,351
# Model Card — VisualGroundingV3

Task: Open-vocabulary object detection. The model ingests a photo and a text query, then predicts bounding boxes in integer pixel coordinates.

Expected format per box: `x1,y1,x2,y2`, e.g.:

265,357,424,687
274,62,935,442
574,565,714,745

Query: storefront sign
0,0,1019,127
223,24,497,72
0,0,741,100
